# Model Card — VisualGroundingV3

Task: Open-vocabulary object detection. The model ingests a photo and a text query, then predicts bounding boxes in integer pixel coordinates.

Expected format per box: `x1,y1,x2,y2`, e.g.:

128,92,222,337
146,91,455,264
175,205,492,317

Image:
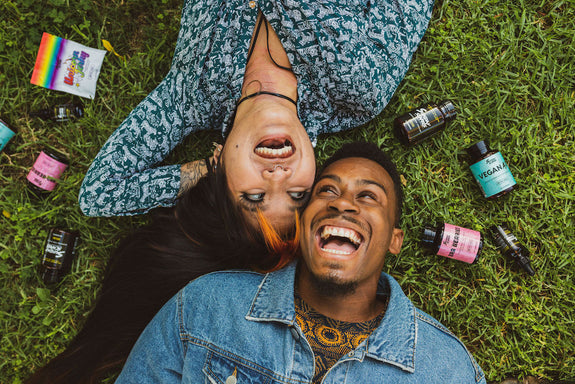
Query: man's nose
327,193,359,213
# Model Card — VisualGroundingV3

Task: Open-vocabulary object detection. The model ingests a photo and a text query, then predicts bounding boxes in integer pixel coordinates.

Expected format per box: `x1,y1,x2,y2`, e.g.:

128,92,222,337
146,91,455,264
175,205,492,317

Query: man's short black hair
319,141,403,227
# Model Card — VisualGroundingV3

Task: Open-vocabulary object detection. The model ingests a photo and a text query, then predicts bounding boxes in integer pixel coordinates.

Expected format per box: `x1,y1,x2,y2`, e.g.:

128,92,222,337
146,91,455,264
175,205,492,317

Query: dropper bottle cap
438,100,457,123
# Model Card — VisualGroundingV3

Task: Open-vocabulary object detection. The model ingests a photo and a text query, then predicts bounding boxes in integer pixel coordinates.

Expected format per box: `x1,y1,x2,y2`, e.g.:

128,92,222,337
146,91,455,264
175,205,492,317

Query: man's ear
388,228,404,255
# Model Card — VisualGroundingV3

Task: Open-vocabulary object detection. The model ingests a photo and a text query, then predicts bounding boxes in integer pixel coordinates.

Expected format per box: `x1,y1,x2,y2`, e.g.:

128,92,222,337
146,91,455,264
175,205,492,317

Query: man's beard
308,266,358,297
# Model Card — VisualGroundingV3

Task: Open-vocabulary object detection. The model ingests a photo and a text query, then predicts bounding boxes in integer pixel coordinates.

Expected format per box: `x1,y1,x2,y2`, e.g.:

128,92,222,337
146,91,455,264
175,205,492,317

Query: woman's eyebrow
239,201,267,213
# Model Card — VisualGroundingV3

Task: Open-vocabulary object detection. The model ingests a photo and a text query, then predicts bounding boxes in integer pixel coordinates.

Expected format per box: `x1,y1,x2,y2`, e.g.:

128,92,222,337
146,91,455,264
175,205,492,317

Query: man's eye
317,185,337,195
289,191,308,201
241,192,265,203
358,191,377,201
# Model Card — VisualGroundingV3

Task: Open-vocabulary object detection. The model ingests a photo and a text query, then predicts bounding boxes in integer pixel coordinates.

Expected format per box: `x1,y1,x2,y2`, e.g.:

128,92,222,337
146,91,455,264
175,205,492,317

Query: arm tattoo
178,159,208,196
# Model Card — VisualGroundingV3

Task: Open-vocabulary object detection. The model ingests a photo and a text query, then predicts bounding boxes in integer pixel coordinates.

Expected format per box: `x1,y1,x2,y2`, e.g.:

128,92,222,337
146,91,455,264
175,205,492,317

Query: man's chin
309,270,358,297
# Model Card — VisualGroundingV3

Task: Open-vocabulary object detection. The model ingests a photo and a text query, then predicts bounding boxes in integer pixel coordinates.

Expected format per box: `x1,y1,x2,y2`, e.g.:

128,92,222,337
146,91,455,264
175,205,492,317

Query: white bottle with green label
466,140,516,199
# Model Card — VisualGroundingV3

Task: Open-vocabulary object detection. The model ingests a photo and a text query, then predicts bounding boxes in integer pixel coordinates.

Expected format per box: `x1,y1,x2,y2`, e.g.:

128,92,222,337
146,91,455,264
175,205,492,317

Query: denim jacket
116,262,486,383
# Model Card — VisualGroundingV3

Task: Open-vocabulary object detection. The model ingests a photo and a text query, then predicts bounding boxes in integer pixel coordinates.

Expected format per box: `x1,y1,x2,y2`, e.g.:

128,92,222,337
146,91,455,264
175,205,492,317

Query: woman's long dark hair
25,165,299,384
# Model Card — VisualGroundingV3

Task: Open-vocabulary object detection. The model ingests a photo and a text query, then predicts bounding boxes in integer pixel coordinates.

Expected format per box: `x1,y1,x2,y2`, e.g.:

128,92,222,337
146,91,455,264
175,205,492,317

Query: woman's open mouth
318,225,363,256
255,137,295,159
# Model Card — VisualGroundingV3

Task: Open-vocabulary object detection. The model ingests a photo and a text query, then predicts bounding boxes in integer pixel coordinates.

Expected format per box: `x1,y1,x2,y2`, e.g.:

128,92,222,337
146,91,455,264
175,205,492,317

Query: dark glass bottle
393,100,457,146
466,140,516,199
490,224,535,276
41,228,80,285
26,149,69,196
30,103,84,122
0,118,16,152
421,222,483,264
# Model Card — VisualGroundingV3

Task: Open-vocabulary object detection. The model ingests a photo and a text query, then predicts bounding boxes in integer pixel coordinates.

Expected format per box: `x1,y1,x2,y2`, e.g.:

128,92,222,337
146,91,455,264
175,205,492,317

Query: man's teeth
320,226,361,246
322,248,353,255
255,146,292,156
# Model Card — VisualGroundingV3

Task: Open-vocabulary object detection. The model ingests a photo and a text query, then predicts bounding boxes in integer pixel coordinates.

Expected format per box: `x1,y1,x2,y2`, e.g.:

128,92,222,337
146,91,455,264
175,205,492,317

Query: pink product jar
27,150,69,194
421,222,483,264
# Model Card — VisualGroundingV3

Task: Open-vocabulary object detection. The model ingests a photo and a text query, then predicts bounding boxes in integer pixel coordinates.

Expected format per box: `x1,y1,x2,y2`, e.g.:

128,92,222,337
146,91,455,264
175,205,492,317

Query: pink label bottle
421,222,483,264
27,150,69,194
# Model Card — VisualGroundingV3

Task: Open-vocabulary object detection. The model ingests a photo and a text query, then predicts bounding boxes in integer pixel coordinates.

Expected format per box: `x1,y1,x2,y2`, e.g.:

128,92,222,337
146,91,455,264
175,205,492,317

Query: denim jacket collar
246,261,417,373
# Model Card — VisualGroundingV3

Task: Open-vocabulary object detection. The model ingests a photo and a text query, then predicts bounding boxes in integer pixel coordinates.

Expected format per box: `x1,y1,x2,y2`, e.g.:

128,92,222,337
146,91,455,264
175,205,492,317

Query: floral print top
79,0,434,216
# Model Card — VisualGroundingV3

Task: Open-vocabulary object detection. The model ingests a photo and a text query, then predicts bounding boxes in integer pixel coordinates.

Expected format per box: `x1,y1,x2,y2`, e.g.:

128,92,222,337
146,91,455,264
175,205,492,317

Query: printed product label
26,151,68,191
469,152,516,198
438,223,481,263
43,231,67,267
405,104,441,135
0,120,16,152
30,33,106,99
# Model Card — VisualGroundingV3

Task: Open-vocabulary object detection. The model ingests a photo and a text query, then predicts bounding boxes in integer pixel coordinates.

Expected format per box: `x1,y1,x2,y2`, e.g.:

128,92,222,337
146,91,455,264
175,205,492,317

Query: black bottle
41,228,80,285
31,103,84,122
490,224,535,276
393,100,457,146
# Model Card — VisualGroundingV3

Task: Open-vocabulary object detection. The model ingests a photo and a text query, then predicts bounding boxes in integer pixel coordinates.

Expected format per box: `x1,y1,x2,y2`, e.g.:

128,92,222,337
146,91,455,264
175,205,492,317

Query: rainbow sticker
31,33,106,99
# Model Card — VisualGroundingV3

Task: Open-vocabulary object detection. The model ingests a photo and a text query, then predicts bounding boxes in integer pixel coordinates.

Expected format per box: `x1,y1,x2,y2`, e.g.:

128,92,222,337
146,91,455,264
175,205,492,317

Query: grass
0,0,574,382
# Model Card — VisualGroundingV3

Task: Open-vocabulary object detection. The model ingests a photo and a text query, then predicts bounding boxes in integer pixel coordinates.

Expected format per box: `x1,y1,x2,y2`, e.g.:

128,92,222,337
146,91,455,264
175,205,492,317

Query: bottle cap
43,149,70,166
517,257,536,276
421,226,438,247
466,140,491,161
438,100,457,122
42,268,60,284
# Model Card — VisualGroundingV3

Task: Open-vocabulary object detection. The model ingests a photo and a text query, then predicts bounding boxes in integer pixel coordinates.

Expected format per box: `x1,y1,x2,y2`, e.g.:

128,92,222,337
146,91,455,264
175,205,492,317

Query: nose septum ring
271,164,284,172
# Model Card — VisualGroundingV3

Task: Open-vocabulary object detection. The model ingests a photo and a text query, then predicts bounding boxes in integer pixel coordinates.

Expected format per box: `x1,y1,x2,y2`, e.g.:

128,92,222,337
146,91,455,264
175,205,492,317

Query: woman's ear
212,143,223,164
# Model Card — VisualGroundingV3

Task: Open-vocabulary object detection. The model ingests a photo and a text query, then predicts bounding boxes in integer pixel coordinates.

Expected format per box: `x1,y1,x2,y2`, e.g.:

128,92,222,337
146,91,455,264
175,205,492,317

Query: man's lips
317,225,364,256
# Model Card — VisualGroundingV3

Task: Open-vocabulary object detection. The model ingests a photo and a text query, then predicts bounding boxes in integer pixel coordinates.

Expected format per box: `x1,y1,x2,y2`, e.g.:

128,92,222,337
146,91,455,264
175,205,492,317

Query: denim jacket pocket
203,350,283,384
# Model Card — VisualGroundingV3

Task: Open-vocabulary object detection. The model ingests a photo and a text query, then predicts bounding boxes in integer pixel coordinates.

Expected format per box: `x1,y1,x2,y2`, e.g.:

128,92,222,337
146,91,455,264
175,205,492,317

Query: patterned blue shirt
79,0,434,216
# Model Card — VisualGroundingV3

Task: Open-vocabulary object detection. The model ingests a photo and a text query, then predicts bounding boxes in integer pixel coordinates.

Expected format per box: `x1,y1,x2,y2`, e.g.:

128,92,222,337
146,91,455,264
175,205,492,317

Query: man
115,142,486,383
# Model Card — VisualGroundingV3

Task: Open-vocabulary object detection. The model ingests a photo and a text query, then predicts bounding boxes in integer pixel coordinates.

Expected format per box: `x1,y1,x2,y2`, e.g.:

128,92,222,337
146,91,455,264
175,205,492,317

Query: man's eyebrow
358,179,388,195
316,174,341,183
317,173,388,196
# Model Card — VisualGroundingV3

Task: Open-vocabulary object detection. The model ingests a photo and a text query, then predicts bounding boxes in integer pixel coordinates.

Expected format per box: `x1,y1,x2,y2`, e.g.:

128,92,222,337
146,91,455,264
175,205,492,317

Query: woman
26,165,300,384
79,0,434,233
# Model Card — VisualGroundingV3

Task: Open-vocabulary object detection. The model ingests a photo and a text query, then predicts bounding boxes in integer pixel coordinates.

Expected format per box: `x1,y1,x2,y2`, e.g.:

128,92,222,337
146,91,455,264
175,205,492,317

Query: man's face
300,157,404,293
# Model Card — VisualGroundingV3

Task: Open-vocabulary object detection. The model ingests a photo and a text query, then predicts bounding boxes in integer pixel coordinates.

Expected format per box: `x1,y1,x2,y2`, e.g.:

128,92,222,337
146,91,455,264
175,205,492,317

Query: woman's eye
289,191,308,201
242,192,265,202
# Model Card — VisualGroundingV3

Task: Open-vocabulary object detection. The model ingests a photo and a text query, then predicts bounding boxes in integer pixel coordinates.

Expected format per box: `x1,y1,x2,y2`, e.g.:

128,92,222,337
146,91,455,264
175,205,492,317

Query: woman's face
222,95,316,233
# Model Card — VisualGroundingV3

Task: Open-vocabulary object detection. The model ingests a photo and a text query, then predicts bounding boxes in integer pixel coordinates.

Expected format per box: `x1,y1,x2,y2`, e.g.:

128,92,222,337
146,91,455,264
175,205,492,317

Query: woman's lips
255,137,295,159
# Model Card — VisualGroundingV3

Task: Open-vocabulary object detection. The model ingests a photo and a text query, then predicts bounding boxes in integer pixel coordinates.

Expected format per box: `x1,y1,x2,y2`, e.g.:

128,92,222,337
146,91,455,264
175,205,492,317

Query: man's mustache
310,213,369,235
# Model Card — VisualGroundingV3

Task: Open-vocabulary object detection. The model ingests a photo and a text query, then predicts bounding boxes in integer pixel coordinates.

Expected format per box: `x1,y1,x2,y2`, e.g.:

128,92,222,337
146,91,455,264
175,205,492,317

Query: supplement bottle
490,224,535,276
41,228,79,284
421,222,483,264
0,118,16,152
466,140,516,199
27,150,69,195
393,100,457,146
31,103,84,122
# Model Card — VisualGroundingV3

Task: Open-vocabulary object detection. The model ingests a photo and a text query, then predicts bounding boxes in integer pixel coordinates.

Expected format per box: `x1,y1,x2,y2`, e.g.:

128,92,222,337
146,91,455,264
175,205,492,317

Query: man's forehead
319,157,390,182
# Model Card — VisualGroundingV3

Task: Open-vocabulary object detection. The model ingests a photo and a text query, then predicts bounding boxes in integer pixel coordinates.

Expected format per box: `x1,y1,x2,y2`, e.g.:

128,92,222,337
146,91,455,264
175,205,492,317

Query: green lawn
1,0,574,382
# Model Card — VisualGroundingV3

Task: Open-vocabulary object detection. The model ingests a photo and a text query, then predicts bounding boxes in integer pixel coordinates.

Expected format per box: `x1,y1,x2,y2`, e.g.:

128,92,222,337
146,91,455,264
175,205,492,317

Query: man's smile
317,225,364,256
